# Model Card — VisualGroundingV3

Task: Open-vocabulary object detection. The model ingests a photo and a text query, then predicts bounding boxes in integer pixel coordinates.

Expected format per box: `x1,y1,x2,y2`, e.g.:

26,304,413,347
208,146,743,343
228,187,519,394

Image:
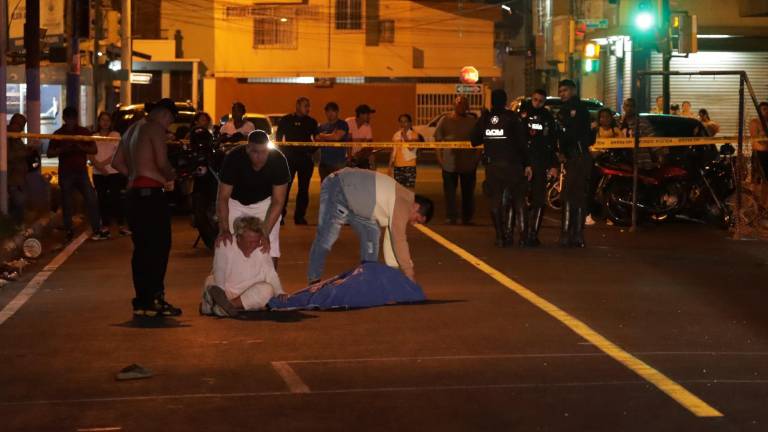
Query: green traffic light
635,11,654,31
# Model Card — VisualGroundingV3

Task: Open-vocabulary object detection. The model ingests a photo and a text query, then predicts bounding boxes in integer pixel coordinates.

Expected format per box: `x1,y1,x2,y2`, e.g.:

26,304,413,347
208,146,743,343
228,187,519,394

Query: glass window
336,0,362,30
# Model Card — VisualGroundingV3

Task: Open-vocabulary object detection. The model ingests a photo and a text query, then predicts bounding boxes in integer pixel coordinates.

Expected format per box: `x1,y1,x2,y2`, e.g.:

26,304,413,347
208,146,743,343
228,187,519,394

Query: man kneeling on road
202,216,287,317
216,130,290,269
307,168,434,284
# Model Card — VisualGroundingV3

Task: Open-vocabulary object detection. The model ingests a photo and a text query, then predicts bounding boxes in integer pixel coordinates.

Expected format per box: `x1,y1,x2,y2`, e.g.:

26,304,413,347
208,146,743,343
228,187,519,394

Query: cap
355,104,376,115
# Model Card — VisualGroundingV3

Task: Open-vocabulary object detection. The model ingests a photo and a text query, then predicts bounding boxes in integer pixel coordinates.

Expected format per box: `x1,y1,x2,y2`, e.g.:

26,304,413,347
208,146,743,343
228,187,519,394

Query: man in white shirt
202,215,286,317
220,102,256,141
346,104,375,169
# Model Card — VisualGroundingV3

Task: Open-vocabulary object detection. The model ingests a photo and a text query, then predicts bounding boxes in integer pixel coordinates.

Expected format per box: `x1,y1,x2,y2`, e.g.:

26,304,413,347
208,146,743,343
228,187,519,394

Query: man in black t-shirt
277,97,318,225
217,130,291,268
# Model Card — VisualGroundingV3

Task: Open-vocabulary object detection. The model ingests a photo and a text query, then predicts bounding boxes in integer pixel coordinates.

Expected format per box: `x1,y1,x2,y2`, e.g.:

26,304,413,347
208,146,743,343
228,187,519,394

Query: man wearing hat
112,98,182,317
346,104,376,169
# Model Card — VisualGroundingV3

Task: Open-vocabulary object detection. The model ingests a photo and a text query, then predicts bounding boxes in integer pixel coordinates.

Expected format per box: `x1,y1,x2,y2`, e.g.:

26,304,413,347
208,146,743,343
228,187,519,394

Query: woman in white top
389,113,422,189
202,216,286,317
91,111,129,238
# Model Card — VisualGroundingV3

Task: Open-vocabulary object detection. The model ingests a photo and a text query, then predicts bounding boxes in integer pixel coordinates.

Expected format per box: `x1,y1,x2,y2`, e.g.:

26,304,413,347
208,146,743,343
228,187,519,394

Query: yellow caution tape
8,132,475,149
594,136,739,149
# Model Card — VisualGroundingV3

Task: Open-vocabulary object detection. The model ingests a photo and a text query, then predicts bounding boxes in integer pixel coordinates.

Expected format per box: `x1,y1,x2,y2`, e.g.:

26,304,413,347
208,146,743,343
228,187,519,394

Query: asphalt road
0,167,767,431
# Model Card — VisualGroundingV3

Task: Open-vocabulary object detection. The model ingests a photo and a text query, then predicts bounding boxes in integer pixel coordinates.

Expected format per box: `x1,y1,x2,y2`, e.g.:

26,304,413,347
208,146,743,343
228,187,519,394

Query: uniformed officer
471,89,532,247
520,89,559,246
556,79,594,248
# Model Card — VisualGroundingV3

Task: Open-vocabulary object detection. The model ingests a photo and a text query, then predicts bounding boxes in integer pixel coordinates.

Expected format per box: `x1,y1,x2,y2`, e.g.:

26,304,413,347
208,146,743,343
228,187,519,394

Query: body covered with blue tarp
268,262,426,310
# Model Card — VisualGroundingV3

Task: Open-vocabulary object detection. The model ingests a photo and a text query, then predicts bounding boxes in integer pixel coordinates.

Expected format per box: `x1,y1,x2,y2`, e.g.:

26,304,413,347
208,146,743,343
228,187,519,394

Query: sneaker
156,298,183,317
585,215,596,226
132,298,156,317
200,288,214,316
91,231,110,241
119,227,132,236
207,285,238,317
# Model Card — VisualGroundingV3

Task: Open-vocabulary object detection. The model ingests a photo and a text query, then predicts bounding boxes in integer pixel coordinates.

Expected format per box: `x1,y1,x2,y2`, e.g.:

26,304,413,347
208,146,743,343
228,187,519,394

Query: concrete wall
212,0,498,78
214,80,417,141
161,0,215,72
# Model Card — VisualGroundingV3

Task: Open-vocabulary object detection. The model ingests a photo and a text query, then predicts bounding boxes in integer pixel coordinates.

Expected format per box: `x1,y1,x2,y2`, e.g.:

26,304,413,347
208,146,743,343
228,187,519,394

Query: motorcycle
596,144,758,228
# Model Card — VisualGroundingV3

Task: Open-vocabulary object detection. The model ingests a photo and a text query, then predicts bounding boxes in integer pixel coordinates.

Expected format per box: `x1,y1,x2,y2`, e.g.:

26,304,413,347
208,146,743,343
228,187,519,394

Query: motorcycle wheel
546,179,562,211
192,192,218,250
604,180,635,227
720,190,760,228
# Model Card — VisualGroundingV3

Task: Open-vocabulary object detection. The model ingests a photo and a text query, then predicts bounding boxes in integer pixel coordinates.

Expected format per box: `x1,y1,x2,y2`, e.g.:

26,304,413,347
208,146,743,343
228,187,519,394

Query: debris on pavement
116,364,153,381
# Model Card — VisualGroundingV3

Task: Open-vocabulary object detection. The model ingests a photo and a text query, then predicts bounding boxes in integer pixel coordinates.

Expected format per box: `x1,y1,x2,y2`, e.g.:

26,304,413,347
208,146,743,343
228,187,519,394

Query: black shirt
277,113,318,157
471,108,529,166
557,97,593,157
220,146,291,205
521,106,559,168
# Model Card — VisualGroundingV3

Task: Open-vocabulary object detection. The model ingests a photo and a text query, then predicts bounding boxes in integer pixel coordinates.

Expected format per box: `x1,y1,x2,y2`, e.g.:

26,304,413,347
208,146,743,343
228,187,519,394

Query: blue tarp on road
267,262,426,311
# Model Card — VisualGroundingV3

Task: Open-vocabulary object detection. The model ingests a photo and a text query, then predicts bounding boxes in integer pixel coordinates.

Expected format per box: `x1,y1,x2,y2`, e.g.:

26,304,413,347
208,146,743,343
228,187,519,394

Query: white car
414,111,480,142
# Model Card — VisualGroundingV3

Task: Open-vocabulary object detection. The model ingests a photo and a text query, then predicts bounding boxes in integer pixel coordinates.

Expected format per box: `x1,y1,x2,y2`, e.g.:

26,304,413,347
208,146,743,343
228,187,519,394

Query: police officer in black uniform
556,79,593,248
471,89,532,247
520,89,559,246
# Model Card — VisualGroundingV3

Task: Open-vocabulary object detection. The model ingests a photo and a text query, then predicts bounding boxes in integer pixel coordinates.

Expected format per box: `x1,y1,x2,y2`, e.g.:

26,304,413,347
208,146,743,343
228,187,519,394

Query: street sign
456,84,482,94
130,72,152,84
578,19,609,30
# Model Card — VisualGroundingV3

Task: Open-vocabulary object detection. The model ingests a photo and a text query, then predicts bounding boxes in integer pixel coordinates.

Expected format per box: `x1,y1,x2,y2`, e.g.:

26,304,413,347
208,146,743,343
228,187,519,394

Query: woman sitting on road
202,216,287,317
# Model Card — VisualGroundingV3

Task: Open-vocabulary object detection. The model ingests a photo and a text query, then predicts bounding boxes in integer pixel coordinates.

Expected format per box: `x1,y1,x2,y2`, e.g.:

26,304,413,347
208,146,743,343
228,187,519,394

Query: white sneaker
585,215,596,226
200,287,214,316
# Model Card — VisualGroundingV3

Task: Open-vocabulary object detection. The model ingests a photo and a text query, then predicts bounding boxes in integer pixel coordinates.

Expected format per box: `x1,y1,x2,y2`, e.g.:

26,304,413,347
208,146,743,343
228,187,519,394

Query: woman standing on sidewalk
389,114,422,189
92,112,130,238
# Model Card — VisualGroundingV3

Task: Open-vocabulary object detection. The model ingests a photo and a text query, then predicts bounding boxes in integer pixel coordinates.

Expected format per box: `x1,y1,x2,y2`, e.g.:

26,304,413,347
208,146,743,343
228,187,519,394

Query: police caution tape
8,132,474,149
593,136,741,149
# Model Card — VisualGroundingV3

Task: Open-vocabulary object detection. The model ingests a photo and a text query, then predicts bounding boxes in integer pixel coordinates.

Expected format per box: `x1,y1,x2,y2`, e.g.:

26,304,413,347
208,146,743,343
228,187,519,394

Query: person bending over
202,216,287,317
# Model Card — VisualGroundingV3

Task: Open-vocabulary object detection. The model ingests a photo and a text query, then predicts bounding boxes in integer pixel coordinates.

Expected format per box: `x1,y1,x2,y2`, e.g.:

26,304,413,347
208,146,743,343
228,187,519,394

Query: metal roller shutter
650,51,768,137
603,53,618,111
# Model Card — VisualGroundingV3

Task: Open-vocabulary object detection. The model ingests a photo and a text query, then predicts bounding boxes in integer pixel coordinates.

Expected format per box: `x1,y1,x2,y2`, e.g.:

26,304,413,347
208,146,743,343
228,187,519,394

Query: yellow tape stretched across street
8,132,474,149
593,136,739,149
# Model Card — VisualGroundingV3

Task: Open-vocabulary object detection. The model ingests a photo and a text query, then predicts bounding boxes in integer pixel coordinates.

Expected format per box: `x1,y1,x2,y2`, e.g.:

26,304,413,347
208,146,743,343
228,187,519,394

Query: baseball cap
355,104,376,115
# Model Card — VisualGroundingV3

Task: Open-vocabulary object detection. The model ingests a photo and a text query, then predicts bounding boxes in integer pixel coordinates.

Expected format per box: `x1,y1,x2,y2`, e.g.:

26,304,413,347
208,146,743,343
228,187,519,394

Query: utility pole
1,0,8,215
66,0,81,109
94,0,104,119
660,0,671,114
25,0,41,142
120,0,132,105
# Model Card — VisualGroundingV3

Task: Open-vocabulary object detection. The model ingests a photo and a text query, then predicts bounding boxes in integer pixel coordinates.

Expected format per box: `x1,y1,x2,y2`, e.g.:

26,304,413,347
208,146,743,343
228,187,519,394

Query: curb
0,212,60,265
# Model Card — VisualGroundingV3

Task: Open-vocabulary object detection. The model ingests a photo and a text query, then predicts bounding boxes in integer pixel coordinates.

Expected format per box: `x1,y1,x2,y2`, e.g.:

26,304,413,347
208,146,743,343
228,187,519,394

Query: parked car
113,101,197,136
511,96,606,122
219,113,274,140
413,110,481,142
266,113,285,136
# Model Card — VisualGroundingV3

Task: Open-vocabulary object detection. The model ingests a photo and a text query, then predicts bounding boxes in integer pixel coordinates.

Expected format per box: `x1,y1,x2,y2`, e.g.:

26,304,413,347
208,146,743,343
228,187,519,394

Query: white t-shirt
220,120,256,137
346,117,373,156
92,131,121,175
212,241,284,310
391,129,418,163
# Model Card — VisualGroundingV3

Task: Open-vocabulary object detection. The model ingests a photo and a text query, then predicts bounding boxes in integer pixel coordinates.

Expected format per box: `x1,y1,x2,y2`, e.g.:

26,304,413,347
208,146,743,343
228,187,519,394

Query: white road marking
271,361,311,394
77,428,122,432
0,233,88,326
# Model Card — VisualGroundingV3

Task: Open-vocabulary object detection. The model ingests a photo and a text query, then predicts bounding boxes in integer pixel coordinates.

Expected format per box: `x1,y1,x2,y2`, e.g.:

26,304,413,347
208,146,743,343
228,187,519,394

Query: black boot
527,207,544,247
571,207,587,248
503,204,515,247
490,208,505,248
515,203,528,247
559,203,572,247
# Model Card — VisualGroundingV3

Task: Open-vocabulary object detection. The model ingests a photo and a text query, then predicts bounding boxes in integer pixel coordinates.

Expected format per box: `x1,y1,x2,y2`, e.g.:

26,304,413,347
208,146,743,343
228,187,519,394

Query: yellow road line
415,224,723,418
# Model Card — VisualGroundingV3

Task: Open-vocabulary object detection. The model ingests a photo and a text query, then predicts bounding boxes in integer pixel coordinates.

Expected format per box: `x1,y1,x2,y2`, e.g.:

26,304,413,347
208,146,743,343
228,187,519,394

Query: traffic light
675,14,698,54
582,42,601,74
632,0,658,49
105,10,122,45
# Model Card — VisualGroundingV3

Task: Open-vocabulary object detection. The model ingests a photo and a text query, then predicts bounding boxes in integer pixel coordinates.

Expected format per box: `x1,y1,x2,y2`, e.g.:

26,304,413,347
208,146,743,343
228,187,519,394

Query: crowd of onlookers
4,92,768,237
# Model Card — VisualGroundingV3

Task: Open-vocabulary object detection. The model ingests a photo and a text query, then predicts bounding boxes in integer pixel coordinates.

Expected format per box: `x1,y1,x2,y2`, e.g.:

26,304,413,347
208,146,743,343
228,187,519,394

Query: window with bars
336,0,362,30
252,8,298,49
379,20,394,43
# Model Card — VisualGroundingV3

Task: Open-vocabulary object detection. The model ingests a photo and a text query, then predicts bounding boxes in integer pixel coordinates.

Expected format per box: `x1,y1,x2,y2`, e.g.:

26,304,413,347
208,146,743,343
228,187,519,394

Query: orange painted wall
214,79,417,142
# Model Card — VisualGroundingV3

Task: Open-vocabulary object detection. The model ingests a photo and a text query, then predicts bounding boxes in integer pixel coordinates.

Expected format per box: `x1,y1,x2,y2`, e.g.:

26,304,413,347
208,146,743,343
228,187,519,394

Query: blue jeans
60,171,101,232
307,174,380,282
